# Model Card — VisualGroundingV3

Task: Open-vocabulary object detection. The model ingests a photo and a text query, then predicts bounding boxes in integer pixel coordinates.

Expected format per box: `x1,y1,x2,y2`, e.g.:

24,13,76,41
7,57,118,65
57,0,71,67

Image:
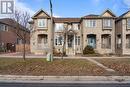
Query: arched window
87,34,96,48
101,34,111,49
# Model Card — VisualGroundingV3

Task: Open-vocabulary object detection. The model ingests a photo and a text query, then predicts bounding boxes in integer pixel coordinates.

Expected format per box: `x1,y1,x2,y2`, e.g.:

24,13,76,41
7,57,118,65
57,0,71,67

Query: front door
67,35,75,55
87,35,96,48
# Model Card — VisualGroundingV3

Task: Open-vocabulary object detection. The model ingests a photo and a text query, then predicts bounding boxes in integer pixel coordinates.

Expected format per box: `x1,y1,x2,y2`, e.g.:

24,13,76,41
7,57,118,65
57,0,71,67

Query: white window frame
55,35,63,46
85,20,96,28
103,19,112,29
75,36,80,45
55,23,64,32
38,19,47,28
0,24,8,31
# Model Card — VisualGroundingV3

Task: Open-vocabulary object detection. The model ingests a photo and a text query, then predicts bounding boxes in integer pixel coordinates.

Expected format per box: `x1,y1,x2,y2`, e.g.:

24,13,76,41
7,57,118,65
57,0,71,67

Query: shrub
83,45,95,55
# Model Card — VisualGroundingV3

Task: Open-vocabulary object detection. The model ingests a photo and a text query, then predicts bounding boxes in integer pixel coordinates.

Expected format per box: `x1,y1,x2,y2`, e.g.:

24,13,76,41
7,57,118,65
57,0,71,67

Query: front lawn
95,58,130,76
0,58,109,76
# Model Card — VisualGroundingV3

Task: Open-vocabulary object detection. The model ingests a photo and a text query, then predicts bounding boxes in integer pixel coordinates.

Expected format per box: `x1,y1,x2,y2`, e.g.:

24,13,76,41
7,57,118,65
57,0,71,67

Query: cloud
15,0,61,17
53,14,61,17
0,0,60,19
123,0,130,7
15,0,35,16
0,0,35,18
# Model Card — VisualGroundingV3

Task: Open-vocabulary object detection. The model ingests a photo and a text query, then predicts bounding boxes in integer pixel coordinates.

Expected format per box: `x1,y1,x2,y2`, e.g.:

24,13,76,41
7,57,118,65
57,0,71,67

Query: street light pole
49,0,54,61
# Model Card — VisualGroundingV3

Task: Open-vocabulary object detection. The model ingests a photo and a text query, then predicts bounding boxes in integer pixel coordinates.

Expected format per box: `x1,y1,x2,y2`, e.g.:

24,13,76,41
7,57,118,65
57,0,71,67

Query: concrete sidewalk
0,75,130,83
0,55,130,59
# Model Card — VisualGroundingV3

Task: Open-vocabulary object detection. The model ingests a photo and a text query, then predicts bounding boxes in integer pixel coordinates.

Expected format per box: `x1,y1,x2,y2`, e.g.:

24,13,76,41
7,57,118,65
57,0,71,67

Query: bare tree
10,9,30,60
21,11,30,60
61,25,68,59
61,24,77,59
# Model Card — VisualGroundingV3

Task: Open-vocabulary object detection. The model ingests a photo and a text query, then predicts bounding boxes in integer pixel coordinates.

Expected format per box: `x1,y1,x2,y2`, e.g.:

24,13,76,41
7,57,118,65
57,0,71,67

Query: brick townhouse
29,9,130,56
0,18,30,52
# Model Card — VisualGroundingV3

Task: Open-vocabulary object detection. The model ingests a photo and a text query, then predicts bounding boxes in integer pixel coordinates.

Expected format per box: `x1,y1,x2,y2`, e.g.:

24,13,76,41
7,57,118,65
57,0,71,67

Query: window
117,35,122,49
85,20,96,28
101,34,111,49
38,34,48,44
127,19,130,29
55,38,58,45
87,35,96,48
55,35,63,45
75,36,80,45
103,19,112,29
73,23,79,30
55,23,64,31
0,42,4,47
126,35,130,48
38,19,47,28
0,24,8,31
17,38,23,44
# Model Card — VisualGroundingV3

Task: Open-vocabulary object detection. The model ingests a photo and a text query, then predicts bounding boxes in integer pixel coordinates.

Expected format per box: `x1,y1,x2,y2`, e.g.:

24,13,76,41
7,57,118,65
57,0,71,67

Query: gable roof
32,9,50,19
119,10,130,18
116,10,130,21
82,9,116,19
82,14,99,18
0,18,30,32
101,9,116,17
54,18,81,23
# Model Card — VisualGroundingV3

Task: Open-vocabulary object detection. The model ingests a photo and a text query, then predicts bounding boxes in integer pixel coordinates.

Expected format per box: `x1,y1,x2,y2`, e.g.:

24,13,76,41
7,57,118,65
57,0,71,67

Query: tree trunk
62,34,66,59
23,33,26,61
23,41,26,60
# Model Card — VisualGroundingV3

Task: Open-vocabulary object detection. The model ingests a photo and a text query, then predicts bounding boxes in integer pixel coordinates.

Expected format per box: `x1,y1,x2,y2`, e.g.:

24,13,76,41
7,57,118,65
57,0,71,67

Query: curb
0,75,130,83
0,55,130,59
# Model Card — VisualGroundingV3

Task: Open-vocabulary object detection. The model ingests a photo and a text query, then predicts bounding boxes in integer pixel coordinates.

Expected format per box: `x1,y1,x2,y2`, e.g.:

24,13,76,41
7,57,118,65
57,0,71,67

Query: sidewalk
1,52,130,59
0,55,130,59
0,75,130,83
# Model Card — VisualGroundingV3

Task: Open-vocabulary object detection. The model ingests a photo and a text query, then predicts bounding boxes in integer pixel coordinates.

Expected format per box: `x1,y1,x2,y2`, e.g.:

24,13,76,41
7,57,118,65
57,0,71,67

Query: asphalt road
0,83,130,87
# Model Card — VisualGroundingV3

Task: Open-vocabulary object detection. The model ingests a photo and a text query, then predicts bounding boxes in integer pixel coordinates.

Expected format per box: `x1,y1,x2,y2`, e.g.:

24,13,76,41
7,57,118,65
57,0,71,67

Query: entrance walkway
87,58,115,72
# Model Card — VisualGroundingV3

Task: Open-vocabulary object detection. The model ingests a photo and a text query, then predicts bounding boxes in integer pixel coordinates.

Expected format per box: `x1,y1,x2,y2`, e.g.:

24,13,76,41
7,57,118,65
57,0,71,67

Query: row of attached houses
29,9,130,56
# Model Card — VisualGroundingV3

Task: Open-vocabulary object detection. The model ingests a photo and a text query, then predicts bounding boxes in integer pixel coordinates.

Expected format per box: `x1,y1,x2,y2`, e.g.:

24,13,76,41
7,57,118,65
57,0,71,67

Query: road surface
0,83,130,87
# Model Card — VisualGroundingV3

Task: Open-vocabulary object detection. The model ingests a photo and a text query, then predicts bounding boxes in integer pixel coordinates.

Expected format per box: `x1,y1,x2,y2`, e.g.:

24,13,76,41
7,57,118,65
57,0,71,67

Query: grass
0,58,109,76
95,58,130,76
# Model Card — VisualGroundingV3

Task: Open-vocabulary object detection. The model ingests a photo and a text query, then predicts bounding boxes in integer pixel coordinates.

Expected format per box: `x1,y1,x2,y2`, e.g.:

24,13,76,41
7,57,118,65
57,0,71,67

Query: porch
35,34,49,54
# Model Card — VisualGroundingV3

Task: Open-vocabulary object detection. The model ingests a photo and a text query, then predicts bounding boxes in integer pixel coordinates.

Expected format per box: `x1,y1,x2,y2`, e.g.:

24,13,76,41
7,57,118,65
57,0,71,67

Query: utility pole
49,0,54,61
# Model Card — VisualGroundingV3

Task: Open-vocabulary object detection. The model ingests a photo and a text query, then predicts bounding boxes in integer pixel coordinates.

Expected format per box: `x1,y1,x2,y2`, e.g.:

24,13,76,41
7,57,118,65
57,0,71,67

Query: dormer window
38,19,47,28
103,19,112,29
127,18,130,29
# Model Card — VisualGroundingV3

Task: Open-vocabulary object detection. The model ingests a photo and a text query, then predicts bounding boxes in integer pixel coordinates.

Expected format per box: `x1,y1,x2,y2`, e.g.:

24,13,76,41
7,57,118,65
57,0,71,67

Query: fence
16,44,30,52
